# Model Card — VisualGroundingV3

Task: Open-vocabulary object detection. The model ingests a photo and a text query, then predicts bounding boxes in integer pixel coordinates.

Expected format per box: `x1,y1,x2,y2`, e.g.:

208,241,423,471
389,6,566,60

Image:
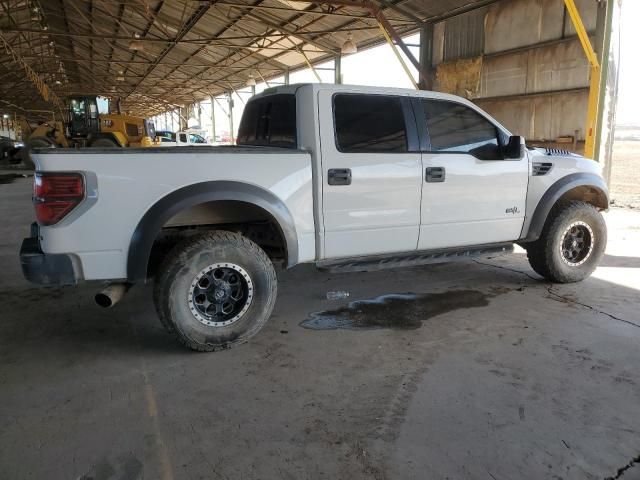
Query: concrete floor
1,175,639,480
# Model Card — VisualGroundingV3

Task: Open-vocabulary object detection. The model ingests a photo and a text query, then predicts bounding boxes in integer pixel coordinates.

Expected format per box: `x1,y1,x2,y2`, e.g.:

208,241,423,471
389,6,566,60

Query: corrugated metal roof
0,0,498,118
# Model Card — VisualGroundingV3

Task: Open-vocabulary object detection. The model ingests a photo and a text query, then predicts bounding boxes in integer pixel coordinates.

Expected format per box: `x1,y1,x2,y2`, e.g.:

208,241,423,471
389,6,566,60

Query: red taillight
33,173,85,226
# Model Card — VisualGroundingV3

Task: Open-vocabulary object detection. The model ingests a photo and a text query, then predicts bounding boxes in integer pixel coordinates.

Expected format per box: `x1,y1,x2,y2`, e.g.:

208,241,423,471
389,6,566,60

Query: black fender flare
126,181,299,281
520,172,609,243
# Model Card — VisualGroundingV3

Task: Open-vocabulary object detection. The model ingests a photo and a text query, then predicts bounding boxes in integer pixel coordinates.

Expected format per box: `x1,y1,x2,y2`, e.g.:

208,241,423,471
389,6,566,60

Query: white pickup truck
21,84,609,351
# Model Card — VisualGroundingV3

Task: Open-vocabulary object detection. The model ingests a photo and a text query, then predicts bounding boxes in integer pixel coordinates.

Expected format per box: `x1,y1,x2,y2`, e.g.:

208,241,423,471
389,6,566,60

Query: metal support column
227,92,234,143
284,69,290,85
419,23,434,90
210,95,216,142
594,0,613,172
334,55,342,84
564,0,600,159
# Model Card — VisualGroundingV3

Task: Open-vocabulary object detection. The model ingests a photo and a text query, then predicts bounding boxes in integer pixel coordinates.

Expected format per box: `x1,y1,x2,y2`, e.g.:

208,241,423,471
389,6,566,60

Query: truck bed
32,146,316,281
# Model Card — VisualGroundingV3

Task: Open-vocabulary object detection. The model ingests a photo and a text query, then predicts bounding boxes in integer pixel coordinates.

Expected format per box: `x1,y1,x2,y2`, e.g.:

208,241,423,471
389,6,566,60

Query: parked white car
21,83,609,351
156,130,210,146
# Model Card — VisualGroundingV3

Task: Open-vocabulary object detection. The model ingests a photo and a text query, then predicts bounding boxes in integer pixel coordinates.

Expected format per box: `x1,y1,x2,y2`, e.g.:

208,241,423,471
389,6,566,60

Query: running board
316,243,514,273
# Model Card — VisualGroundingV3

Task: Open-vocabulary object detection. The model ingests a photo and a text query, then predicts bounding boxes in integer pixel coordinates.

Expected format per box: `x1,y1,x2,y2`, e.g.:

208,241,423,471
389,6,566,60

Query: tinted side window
423,100,501,160
334,94,407,153
125,123,140,137
190,134,205,143
179,133,187,143
237,94,297,148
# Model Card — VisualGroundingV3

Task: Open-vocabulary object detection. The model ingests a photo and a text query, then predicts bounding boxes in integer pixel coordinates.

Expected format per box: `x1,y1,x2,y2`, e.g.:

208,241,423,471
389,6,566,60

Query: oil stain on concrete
300,289,490,330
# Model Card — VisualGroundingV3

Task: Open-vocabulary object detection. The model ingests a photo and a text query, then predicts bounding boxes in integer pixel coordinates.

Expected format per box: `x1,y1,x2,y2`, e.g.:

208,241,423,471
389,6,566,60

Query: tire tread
153,230,277,352
525,201,605,283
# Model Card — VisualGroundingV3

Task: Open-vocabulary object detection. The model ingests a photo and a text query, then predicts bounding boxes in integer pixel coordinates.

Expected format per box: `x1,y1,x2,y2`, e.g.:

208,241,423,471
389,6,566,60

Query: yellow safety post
564,0,601,159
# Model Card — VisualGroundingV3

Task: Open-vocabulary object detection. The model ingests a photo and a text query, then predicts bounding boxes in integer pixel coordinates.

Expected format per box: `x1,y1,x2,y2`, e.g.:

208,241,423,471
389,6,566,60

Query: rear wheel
153,231,277,352
525,201,606,283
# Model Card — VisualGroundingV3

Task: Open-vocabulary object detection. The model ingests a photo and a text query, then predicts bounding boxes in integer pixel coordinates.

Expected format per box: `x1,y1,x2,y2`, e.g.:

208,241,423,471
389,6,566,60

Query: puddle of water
300,289,490,330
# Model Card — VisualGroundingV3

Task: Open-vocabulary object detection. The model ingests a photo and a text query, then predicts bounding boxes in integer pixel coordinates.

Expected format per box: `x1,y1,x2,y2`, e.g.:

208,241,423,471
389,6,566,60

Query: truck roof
254,82,476,106
252,82,510,135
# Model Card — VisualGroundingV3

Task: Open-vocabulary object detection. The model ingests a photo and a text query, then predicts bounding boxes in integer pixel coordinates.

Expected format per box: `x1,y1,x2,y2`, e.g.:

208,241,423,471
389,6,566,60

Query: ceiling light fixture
129,34,144,51
246,73,256,87
341,32,357,55
129,40,144,51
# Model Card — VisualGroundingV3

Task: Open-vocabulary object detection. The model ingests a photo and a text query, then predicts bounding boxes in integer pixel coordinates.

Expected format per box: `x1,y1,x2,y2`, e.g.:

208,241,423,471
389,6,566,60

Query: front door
415,98,529,250
319,91,423,259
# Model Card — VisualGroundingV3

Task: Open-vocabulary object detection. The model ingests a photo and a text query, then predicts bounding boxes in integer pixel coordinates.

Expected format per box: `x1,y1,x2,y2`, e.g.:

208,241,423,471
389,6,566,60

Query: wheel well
146,200,288,278
88,132,124,147
555,185,608,210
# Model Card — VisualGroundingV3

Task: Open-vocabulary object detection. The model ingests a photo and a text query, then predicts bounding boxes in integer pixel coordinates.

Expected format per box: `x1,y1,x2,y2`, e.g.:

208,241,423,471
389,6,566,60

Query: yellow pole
563,0,600,159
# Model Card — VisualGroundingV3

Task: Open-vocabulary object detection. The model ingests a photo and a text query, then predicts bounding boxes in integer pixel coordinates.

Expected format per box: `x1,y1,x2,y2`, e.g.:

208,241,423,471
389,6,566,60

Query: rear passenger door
416,99,528,250
319,92,423,259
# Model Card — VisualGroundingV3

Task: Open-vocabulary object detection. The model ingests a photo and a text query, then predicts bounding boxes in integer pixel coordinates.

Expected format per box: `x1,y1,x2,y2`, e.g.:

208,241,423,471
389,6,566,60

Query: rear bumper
20,224,78,285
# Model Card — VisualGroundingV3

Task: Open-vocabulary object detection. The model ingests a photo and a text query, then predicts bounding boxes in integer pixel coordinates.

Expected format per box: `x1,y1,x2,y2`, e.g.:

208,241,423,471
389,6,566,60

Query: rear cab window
237,94,297,148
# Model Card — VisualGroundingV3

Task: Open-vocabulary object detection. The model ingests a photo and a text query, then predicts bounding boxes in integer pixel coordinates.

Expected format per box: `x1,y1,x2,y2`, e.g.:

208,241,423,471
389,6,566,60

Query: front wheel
525,201,606,283
153,231,277,352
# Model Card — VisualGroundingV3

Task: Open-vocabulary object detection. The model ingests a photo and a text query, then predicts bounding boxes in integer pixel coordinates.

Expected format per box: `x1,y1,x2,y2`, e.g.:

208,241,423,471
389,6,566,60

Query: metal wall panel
476,90,589,141
479,38,590,98
564,0,598,36
443,8,486,61
484,0,565,54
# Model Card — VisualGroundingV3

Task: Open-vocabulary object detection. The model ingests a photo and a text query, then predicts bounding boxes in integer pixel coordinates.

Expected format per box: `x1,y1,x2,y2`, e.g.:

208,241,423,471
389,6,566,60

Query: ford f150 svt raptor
21,84,609,351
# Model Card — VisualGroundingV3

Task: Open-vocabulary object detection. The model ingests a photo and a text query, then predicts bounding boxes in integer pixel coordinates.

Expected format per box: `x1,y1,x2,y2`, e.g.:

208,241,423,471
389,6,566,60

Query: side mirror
504,135,524,159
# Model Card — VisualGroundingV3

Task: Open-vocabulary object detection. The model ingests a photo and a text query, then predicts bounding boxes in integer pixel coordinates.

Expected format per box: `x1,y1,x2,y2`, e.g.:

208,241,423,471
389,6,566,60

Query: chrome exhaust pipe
95,283,130,308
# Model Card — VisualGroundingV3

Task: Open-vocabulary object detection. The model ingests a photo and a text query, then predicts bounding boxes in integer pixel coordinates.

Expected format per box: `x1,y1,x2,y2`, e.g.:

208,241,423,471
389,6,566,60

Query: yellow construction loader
22,96,157,167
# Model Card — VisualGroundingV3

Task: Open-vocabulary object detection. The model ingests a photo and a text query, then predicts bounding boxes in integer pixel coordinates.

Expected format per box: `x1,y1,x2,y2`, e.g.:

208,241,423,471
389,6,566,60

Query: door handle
328,168,352,186
425,167,445,183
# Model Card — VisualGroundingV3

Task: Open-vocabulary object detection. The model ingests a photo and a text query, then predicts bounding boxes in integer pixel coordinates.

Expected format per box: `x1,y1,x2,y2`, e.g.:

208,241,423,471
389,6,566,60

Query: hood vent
544,147,571,156
532,162,553,176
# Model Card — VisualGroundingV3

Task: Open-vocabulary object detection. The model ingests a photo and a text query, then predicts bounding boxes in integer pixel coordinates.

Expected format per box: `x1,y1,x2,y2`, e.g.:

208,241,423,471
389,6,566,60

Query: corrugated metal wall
431,0,599,145
443,8,486,61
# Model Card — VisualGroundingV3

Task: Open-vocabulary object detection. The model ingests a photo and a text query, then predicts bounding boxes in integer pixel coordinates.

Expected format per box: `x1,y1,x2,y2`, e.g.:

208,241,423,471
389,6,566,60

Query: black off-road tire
153,231,277,352
89,137,120,148
525,201,606,283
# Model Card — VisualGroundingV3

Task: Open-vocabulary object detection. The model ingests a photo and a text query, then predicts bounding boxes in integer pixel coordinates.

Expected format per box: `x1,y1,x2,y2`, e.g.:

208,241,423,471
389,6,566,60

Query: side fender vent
544,147,571,156
532,162,553,176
